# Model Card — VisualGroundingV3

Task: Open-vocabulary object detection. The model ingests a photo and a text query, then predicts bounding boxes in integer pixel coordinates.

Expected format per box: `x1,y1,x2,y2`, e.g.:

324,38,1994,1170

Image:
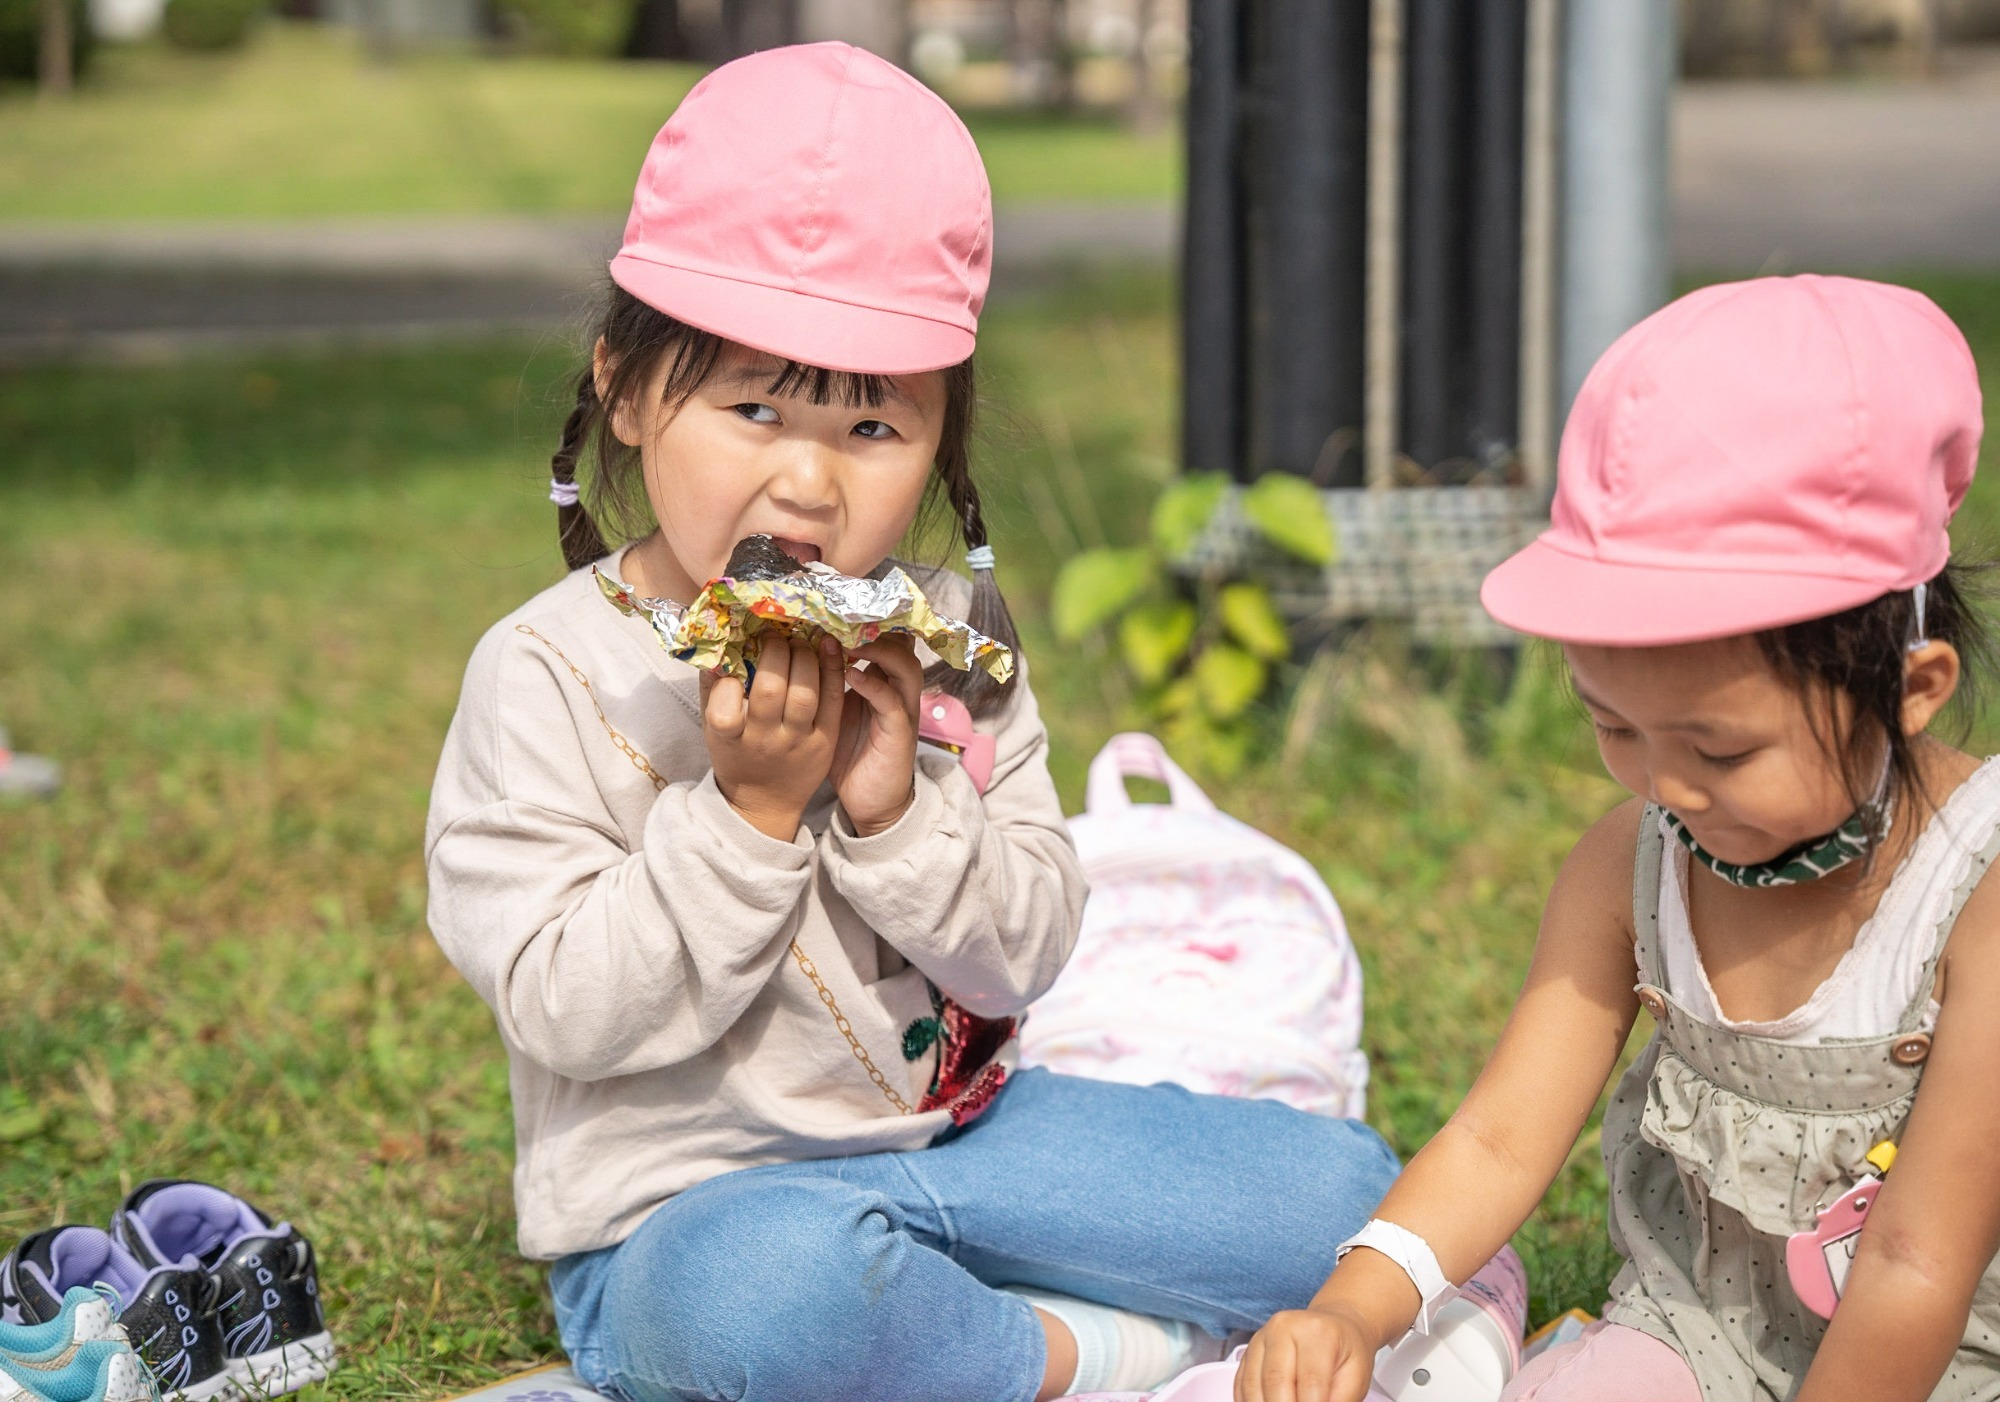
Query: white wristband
1335,1219,1459,1335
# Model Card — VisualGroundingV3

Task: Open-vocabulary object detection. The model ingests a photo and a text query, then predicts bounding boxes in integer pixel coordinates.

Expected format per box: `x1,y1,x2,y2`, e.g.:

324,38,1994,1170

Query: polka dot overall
1598,804,2000,1400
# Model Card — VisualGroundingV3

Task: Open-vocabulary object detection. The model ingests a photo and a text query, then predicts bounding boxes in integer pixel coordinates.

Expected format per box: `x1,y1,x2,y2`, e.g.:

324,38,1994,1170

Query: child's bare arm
1796,871,2000,1402
1238,800,1647,1402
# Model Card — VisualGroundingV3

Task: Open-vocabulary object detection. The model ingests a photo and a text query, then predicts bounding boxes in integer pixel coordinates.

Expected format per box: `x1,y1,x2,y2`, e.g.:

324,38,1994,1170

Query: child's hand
1234,1305,1378,1402
701,634,847,841
832,635,923,837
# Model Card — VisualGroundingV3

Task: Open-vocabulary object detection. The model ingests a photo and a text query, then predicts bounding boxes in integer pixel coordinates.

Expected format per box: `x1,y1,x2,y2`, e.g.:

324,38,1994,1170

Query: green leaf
1156,675,1202,717
1149,472,1230,558
1161,714,1255,778
0,1103,46,1144
1242,474,1338,565
1051,547,1155,641
1218,581,1291,661
1192,643,1268,719
1119,600,1199,686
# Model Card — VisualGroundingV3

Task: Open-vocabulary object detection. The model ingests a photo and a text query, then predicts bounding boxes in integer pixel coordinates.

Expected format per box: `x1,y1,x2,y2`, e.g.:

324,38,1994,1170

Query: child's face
611,341,947,602
1565,639,1872,866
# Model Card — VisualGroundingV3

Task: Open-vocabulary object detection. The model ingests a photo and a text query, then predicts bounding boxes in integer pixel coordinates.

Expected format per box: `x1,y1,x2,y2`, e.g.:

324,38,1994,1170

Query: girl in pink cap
1239,275,2000,1402
423,42,1397,1402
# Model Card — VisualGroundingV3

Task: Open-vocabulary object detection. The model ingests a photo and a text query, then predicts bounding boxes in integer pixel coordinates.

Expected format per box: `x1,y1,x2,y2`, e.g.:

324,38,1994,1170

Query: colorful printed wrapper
596,560,1014,684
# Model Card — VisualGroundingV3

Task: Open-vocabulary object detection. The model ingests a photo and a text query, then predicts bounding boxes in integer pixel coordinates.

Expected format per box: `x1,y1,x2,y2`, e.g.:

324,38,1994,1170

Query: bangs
761,361,894,409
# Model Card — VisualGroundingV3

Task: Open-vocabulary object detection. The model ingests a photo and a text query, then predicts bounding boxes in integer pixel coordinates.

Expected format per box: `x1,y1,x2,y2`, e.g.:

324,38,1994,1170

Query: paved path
1672,60,2000,272
1,63,1994,360
0,203,1177,361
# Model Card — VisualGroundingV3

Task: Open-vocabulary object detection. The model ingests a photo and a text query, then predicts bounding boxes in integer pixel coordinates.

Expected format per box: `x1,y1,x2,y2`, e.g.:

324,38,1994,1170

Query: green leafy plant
1051,472,1339,764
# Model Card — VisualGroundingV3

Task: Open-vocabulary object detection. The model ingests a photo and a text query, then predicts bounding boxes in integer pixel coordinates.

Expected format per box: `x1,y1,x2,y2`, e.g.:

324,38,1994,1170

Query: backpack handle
1085,732,1216,815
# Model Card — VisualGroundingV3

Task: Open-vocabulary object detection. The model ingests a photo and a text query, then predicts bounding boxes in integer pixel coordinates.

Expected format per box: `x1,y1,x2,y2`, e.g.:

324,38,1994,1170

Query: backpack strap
1085,733,1217,816
1901,806,2000,1033
1632,803,1668,991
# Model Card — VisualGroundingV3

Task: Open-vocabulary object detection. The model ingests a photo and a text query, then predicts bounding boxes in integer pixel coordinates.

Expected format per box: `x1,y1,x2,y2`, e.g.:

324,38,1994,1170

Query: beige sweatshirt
425,551,1087,1260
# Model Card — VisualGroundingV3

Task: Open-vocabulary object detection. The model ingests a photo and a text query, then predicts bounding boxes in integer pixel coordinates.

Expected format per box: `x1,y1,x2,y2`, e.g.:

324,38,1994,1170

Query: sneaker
0,1339,154,1402
0,1230,229,1402
0,729,61,800
111,1185,333,1397
0,1287,122,1372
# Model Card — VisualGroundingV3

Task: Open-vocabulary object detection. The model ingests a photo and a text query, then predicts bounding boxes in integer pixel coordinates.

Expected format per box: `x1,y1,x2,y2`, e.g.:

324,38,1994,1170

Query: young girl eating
425,43,1398,1402
1239,275,2000,1402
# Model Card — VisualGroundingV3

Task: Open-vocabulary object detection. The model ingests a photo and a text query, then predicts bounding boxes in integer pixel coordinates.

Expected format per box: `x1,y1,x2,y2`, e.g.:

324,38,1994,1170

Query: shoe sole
225,1335,336,1398
162,1372,242,1402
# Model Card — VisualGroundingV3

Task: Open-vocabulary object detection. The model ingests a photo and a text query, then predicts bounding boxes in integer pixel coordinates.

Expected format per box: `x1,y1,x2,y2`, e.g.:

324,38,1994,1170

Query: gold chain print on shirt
516,625,916,1115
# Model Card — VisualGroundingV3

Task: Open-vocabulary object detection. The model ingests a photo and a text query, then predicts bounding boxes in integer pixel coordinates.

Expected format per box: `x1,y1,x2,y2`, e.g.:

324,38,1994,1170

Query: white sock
1007,1287,1220,1394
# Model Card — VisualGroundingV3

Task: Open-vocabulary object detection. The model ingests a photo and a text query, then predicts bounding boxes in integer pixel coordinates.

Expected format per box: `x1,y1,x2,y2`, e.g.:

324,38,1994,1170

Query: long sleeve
426,623,815,1082
426,563,1093,1260
817,658,1087,1017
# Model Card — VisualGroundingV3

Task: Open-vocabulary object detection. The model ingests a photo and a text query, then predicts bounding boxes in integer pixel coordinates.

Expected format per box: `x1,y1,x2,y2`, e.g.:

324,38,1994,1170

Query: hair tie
965,544,996,572
1909,581,1930,651
549,478,580,508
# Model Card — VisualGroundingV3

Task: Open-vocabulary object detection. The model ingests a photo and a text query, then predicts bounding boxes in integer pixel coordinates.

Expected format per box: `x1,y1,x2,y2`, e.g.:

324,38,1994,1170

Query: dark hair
550,284,1019,716
1754,562,1992,831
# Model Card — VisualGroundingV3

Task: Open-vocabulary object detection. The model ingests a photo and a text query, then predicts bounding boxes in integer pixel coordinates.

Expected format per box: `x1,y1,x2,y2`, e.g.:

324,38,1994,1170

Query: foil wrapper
597,536,1015,683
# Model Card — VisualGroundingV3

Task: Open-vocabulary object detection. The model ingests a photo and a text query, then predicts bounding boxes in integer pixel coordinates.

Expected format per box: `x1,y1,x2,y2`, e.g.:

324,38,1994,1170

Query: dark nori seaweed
726,534,808,581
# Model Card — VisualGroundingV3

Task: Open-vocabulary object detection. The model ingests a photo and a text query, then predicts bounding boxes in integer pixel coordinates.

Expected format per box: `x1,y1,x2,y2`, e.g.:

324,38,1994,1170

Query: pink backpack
1019,734,1369,1119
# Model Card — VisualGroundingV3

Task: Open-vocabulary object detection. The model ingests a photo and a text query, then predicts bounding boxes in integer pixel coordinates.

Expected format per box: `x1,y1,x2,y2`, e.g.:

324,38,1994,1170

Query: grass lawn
3,269,1998,1398
0,24,1179,220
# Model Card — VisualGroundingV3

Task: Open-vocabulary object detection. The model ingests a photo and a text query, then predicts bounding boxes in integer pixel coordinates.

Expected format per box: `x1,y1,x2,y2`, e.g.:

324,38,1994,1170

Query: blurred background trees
1683,0,2000,75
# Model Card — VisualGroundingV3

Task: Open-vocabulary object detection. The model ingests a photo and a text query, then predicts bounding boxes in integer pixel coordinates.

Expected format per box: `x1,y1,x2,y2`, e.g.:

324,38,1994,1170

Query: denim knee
597,1173,916,1402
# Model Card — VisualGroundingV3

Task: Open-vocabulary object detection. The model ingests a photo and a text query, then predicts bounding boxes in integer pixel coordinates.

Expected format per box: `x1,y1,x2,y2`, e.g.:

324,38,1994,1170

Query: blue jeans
549,1069,1399,1402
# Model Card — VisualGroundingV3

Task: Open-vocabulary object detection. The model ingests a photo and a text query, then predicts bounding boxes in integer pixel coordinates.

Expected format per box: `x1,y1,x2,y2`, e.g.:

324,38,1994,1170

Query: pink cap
1483,275,1983,646
609,42,991,376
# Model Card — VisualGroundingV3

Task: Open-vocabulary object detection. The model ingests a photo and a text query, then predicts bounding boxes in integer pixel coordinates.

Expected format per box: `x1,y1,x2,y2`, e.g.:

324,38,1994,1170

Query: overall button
1638,988,1668,1020
1891,1033,1932,1066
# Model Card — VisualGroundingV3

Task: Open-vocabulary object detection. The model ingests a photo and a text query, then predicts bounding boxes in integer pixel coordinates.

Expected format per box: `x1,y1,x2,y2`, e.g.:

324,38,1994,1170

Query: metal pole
1398,0,1468,477
1558,0,1674,417
1517,0,1561,493
1363,0,1405,490
1465,0,1526,475
1243,0,1369,482
1181,0,1243,479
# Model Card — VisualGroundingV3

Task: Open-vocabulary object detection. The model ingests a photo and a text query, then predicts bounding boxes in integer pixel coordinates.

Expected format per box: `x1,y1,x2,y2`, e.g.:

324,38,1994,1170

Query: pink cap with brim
1483,275,1983,647
609,42,991,376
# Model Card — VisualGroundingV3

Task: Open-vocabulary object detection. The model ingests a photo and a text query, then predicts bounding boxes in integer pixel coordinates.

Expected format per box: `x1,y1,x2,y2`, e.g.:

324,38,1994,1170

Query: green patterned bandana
1662,806,1887,889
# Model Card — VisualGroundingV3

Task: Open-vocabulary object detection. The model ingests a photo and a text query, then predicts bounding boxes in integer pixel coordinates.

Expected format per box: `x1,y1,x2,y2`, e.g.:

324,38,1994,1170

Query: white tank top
1656,756,2000,1044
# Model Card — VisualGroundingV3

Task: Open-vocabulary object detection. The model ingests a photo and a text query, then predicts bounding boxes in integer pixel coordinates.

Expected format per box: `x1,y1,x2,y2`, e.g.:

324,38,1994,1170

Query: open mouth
768,537,824,565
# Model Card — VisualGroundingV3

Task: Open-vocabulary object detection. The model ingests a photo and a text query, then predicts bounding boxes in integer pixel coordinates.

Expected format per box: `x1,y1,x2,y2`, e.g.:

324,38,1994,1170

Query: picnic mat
445,1363,611,1402
447,1362,1125,1401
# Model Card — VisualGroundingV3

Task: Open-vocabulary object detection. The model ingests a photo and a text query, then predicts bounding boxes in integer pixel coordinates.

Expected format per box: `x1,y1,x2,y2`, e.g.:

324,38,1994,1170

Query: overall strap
1902,808,2000,1032
1632,803,1668,990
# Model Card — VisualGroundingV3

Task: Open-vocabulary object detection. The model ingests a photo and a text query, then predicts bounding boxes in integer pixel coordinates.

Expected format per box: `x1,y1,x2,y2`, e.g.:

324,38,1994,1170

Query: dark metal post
1465,0,1526,471
1180,0,1243,480
1242,0,1369,483
1398,0,1470,474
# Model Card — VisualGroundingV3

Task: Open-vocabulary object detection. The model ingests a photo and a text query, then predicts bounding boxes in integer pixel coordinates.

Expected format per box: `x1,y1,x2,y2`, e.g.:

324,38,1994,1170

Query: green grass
0,24,1179,220
3,269,1998,1396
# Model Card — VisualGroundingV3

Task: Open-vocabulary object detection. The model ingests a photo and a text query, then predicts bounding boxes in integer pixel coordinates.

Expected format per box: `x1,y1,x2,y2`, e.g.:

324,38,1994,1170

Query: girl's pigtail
554,371,608,572
929,384,1021,716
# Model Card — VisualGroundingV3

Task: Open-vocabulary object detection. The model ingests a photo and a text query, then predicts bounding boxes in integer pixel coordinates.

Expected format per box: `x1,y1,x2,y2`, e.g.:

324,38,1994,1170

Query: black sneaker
0,1225,233,1401
111,1183,333,1398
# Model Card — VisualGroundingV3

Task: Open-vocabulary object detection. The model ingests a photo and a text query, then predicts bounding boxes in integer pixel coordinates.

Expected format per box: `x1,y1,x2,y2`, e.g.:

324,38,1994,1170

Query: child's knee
1501,1323,1699,1402
597,1176,908,1394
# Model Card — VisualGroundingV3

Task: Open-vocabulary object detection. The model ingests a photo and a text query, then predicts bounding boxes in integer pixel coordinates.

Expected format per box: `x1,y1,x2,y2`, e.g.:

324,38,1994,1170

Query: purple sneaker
111,1183,334,1397
0,1225,232,1401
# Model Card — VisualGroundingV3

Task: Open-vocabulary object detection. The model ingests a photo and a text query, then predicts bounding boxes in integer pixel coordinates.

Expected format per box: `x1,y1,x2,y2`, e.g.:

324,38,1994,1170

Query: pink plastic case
1786,1176,1882,1319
